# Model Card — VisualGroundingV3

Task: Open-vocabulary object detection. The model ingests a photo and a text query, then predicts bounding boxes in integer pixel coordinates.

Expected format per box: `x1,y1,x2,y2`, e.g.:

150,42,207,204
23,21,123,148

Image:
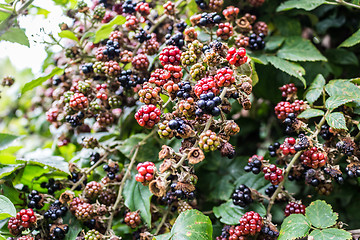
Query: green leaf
325,49,359,66
305,74,326,104
63,212,82,240
265,36,285,51
0,133,20,151
325,112,347,130
58,30,79,42
277,37,327,62
0,27,29,47
277,0,327,11
153,233,171,240
309,228,352,240
267,56,306,87
21,67,64,95
0,195,16,220
213,200,266,225
123,175,152,227
278,214,311,240
0,234,6,240
234,172,270,194
297,109,324,119
0,164,22,178
305,200,338,228
339,28,360,48
325,95,358,110
325,79,360,98
170,209,213,240
94,15,126,43
0,11,10,22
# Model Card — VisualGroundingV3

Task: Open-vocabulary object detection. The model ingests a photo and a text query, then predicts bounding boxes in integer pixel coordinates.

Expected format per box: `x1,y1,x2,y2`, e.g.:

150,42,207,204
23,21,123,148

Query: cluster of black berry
28,190,43,209
283,113,296,134
50,226,69,240
41,178,62,194
165,32,185,49
135,29,151,43
68,172,86,190
268,142,280,157
118,70,147,89
336,141,355,156
215,225,231,240
90,152,100,166
320,124,333,140
244,155,263,174
103,40,120,59
265,185,278,197
195,92,221,116
232,184,253,207
176,21,187,32
249,33,266,50
293,133,310,152
176,81,192,99
44,200,68,221
52,75,61,86
81,63,93,75
122,0,136,13
65,112,84,128
168,119,186,136
198,12,221,26
161,183,195,205
103,163,119,180
195,0,207,9
305,169,320,187
260,225,280,239
346,164,360,178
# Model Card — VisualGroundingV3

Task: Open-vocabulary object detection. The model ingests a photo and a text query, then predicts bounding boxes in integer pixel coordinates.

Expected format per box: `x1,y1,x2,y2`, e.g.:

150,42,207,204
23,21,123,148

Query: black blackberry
195,92,221,117
198,12,221,26
346,164,360,178
217,225,231,240
265,185,278,197
122,0,136,14
161,183,195,205
168,118,187,135
50,225,69,240
244,157,263,174
165,32,185,49
195,0,207,9
176,21,188,32
67,172,86,190
118,70,147,89
90,152,100,166
294,133,309,151
320,124,333,140
176,81,192,99
103,40,120,59
336,140,355,156
84,219,97,229
249,33,265,51
103,163,119,180
283,113,296,134
232,184,253,207
268,142,280,157
135,28,151,43
65,112,84,128
261,225,279,239
202,45,211,53
40,178,62,194
28,190,43,209
81,63,93,74
52,76,61,86
231,92,239,99
44,200,68,221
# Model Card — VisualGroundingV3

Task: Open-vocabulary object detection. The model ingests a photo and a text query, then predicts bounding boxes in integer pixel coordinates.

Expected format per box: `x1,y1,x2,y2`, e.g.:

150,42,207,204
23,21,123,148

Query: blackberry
68,172,87,190
135,28,151,43
168,118,187,135
280,83,297,99
50,226,69,240
260,225,280,240
81,63,93,74
84,181,102,200
176,81,192,99
44,201,68,221
215,225,231,240
244,155,264,174
118,70,147,89
198,12,221,26
15,209,36,229
65,114,82,127
75,203,93,221
93,4,106,21
135,161,156,183
232,184,253,207
295,133,310,151
320,124,333,140
336,140,355,156
254,21,269,36
161,182,196,205
265,185,278,197
284,202,305,216
27,190,43,209
98,189,116,206
103,162,119,180
263,164,284,185
103,40,120,60
7,217,22,236
196,92,222,117
195,0,207,9
346,163,360,177
90,152,100,166
249,33,265,51
135,104,161,129
190,63,206,81
199,130,221,152
85,229,102,240
209,0,223,12
268,142,280,157
283,112,298,134
238,211,263,236
165,32,185,49
122,0,136,14
124,211,142,228
176,21,188,32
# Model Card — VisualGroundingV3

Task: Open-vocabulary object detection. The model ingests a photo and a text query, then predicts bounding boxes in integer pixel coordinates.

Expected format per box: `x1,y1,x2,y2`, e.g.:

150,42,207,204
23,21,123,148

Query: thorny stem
154,209,170,235
266,110,330,219
106,129,156,233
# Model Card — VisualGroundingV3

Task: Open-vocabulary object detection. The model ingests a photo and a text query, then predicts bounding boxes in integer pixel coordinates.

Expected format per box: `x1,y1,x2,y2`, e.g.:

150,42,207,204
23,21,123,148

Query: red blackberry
223,6,239,20
96,111,115,127
144,36,160,55
138,83,161,105
125,15,138,31
163,1,175,15
263,164,284,185
69,93,88,110
194,77,219,97
184,27,198,42
109,30,123,43
164,80,179,94
247,0,265,7
244,155,264,174
84,181,102,200
280,83,297,98
74,203,93,221
216,23,234,41
284,202,306,216
159,46,182,66
279,137,296,155
214,67,235,87
238,211,263,236
119,50,133,63
132,54,149,71
232,184,253,207
149,68,171,87
16,209,36,229
164,64,183,83
135,104,161,129
235,35,250,48
135,2,150,16
226,47,248,66
254,21,269,36
195,92,222,117
135,161,156,183
300,147,327,169
124,211,142,228
209,0,223,12
46,108,59,123
8,217,22,236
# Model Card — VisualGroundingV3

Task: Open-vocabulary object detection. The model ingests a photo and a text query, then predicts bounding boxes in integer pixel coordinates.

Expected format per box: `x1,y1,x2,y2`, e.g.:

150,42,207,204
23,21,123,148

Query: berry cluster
249,33,265,51
199,130,221,152
196,92,222,116
232,185,253,207
103,162,119,180
44,200,68,221
194,77,219,97
216,23,233,40
214,67,235,87
135,162,156,184
159,46,181,66
124,211,142,228
280,83,297,98
244,155,263,174
15,209,36,229
230,211,263,237
161,182,196,205
274,100,306,120
135,104,161,129
263,164,284,185
226,47,248,66
27,190,43,209
300,147,327,169
284,202,306,216
279,137,296,156
84,181,103,200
